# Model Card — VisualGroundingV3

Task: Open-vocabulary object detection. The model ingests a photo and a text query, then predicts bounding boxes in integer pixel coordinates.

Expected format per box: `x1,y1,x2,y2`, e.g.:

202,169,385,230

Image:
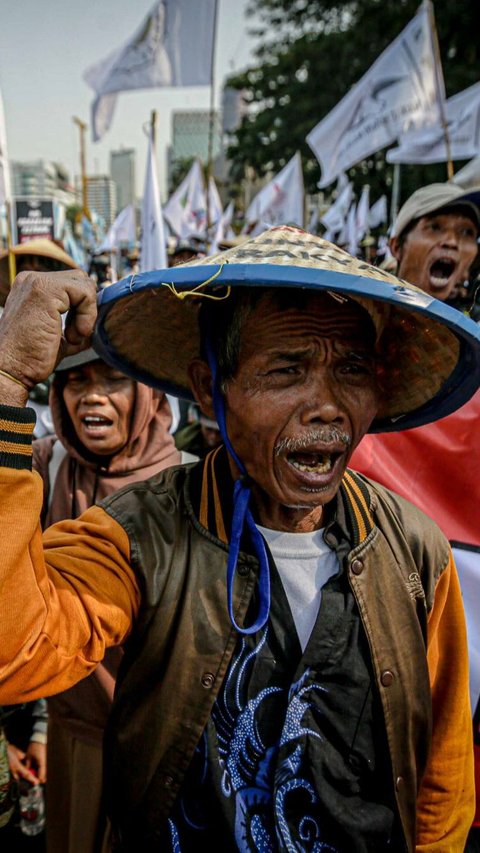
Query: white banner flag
210,200,235,255
207,175,223,230
387,80,480,164
368,194,388,228
452,156,480,190
163,159,208,239
347,204,359,256
99,204,136,253
0,86,11,207
307,2,444,188
355,185,370,243
139,128,167,273
84,0,216,141
91,94,118,145
320,181,354,234
245,152,304,231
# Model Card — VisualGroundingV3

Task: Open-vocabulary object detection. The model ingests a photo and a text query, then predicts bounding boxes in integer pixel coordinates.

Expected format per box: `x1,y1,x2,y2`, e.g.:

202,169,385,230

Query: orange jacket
0,408,474,851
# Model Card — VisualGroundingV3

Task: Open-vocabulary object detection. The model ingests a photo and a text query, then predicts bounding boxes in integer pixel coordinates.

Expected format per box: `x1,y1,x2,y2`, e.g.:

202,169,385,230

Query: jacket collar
190,445,375,551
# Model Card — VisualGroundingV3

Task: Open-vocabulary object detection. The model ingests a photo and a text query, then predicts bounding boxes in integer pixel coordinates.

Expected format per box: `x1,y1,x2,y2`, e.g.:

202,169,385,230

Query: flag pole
390,163,401,228
5,199,16,286
427,1,453,179
73,117,91,219
205,0,219,252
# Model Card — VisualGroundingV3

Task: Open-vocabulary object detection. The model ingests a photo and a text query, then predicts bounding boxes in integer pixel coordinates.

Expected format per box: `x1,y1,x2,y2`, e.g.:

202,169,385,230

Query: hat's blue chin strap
206,340,271,635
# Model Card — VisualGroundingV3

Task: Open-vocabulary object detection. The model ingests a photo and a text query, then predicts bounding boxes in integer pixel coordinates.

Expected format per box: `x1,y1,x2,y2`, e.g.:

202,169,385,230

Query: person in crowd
168,238,203,267
32,349,185,853
0,239,80,439
1,701,47,850
174,403,221,458
352,182,480,851
0,239,79,310
389,181,480,301
0,226,478,851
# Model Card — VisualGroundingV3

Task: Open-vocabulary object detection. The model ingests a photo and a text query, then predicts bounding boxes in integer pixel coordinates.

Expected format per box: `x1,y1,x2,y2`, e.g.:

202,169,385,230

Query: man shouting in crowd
0,226,479,852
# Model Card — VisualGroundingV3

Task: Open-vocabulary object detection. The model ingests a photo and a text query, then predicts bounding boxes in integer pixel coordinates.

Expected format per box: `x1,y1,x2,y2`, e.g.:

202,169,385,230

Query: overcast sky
0,0,258,198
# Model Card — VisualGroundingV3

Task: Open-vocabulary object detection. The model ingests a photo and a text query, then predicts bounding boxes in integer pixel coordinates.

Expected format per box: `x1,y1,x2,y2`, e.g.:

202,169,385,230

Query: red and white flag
351,390,480,825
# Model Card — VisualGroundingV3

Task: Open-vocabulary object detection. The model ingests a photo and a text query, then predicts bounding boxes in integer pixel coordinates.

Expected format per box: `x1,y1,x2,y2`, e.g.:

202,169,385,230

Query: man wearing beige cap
389,182,480,302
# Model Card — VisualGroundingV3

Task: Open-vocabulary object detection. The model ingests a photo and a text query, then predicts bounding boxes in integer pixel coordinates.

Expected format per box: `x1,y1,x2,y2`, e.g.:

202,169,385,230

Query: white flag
163,159,208,239
91,94,118,144
368,195,388,228
452,157,480,190
387,80,480,164
355,185,370,243
347,204,359,256
139,128,167,273
207,176,223,230
84,0,216,141
210,200,235,255
98,205,136,253
0,86,11,207
307,2,444,188
320,181,354,233
245,152,304,230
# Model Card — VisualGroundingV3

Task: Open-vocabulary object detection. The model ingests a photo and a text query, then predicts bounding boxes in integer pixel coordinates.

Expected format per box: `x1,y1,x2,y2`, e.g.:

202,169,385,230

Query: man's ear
187,359,216,420
389,235,402,262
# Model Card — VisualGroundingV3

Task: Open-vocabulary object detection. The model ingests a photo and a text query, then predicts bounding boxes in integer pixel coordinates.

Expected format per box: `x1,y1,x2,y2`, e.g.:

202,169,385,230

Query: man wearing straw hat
0,226,478,851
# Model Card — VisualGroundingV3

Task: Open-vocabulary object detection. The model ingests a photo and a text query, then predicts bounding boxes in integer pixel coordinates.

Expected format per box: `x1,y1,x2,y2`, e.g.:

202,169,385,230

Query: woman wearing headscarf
33,349,191,853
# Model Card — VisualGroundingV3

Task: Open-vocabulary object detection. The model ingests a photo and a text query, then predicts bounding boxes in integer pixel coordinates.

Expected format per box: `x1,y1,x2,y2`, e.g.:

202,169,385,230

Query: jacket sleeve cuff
0,405,36,470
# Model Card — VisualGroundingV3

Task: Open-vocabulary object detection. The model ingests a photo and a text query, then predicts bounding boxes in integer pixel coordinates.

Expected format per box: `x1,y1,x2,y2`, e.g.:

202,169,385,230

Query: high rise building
110,148,136,213
87,175,117,227
168,110,221,188
11,159,77,206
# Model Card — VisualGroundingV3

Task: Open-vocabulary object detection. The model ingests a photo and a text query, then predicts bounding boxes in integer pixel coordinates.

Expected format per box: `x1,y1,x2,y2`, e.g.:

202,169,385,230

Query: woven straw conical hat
0,239,79,306
94,226,480,432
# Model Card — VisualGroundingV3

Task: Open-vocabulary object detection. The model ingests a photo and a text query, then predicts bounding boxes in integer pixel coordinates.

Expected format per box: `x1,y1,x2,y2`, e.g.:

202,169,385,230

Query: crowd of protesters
0,177,478,853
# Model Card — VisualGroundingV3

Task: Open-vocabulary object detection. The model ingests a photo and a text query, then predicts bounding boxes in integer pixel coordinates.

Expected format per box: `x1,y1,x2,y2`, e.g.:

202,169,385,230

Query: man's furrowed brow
265,347,315,361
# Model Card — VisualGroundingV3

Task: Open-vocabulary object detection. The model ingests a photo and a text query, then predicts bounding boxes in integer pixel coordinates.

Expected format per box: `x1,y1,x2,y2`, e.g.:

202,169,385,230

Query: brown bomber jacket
0,411,474,852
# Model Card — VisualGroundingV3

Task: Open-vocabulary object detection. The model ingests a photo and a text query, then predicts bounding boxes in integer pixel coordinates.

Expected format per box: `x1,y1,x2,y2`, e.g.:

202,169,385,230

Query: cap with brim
93,225,480,433
55,348,100,373
0,239,79,306
392,183,480,237
169,239,200,257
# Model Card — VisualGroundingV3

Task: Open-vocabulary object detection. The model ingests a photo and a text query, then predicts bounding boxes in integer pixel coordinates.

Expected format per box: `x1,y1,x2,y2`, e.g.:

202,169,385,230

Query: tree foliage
226,0,480,205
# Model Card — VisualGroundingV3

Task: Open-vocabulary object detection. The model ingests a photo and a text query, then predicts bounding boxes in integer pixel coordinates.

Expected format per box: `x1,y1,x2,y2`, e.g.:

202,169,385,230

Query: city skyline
0,0,258,199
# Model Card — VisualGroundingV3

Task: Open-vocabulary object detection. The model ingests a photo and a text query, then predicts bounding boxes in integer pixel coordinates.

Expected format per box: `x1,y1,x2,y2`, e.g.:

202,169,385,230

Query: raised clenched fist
0,269,98,405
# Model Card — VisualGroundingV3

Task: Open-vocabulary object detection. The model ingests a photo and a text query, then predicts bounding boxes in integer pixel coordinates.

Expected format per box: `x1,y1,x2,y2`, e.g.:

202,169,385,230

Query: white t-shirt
256,525,339,652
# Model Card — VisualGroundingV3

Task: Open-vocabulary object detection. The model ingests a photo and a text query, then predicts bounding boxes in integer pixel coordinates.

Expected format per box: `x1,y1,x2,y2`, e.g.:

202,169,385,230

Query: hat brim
93,261,480,433
0,240,79,306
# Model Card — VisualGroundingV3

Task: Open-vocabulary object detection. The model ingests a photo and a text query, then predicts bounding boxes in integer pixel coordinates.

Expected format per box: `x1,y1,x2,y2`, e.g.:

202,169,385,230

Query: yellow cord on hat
162,264,230,301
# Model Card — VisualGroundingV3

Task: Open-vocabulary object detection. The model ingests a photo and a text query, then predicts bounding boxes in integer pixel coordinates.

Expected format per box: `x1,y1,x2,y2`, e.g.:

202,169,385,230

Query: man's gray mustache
274,428,351,456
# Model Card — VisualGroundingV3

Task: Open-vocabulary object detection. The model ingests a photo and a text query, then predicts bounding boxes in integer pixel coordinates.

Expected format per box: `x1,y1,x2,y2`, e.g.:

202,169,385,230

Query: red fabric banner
351,390,480,824
351,390,480,547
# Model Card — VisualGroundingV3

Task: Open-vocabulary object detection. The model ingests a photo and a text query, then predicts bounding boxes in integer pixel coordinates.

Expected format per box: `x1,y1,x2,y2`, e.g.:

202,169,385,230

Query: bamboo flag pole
390,163,401,228
427,0,453,180
205,0,219,253
5,199,16,285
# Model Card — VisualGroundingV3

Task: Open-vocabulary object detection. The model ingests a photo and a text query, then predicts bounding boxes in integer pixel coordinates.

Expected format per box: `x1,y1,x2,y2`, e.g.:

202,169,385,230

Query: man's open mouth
429,256,457,289
287,451,339,474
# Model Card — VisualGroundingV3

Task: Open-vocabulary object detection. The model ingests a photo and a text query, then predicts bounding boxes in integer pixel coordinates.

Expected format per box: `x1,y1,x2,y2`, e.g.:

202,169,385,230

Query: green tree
227,0,480,206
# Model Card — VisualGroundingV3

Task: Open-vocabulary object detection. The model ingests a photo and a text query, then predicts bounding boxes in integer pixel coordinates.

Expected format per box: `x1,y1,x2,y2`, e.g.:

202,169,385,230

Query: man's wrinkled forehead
240,289,378,348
